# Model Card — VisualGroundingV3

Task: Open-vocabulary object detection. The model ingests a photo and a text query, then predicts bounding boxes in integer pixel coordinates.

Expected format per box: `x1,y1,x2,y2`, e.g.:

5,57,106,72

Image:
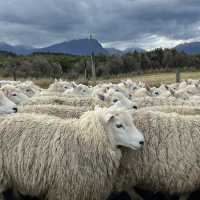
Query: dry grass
96,71,200,86
1,71,200,88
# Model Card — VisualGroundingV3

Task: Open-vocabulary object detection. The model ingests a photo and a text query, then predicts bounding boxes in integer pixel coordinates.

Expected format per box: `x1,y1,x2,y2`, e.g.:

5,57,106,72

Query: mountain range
175,42,200,54
1,38,200,56
0,39,145,56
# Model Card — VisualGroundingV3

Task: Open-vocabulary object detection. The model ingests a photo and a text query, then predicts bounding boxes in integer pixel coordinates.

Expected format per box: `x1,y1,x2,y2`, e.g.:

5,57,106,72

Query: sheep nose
13,107,18,113
139,141,144,146
133,105,138,110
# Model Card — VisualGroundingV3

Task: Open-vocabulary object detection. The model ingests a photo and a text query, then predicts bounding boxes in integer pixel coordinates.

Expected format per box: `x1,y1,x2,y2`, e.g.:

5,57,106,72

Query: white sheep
48,80,74,93
0,107,144,200
16,82,41,97
1,85,28,105
23,92,138,111
134,96,200,108
18,105,88,119
114,106,200,199
64,84,91,96
0,91,17,114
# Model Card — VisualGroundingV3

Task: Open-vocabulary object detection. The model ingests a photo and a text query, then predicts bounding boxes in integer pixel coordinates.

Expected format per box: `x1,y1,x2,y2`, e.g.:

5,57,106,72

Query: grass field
1,71,200,88
97,71,200,86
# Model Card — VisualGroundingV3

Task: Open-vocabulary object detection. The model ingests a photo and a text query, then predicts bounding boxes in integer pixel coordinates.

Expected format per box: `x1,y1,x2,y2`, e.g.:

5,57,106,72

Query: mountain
0,43,34,55
38,39,108,55
106,47,146,55
176,42,200,54
0,39,108,56
0,39,146,56
12,45,34,55
106,48,123,55
0,42,14,53
123,47,145,53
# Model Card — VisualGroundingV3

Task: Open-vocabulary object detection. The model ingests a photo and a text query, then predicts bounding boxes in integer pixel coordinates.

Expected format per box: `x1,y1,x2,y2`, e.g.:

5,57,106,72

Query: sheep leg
127,188,143,200
12,188,22,200
0,193,4,200
179,193,190,200
0,186,5,200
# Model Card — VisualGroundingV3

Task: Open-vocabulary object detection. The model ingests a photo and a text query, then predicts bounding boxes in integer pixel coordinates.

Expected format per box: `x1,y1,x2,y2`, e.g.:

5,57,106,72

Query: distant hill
38,39,108,55
0,39,108,56
0,39,147,56
106,48,123,55
106,47,145,55
123,47,145,53
176,42,200,54
0,42,34,55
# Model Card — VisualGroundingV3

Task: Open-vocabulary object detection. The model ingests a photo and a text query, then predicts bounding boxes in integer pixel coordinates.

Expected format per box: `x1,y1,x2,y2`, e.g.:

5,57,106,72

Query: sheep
132,88,150,98
18,105,88,119
16,82,41,97
64,84,91,96
23,92,138,111
114,106,200,199
141,105,200,115
106,89,138,110
134,96,200,108
48,80,74,93
0,91,17,114
22,95,108,108
0,107,144,200
1,85,28,105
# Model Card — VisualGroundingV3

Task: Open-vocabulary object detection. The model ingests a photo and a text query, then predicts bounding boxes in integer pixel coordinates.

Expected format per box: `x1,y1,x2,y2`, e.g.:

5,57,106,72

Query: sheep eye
26,89,30,92
64,87,68,89
113,99,118,103
116,89,119,92
83,90,86,92
12,94,17,96
116,124,123,129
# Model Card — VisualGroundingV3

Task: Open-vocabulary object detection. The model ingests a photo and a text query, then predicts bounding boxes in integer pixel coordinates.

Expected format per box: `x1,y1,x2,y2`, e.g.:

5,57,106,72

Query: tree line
0,48,200,80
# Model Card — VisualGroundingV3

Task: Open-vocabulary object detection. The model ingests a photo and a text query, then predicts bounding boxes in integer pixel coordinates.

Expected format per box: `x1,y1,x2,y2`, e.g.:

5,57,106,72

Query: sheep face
0,91,17,114
49,81,73,93
2,86,28,105
64,85,91,96
19,85,36,97
109,93,138,110
104,109,144,150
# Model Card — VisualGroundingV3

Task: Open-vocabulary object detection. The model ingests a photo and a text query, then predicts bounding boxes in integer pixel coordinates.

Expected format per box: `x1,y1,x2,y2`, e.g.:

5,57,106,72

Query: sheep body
135,97,200,108
18,105,88,119
0,112,122,200
23,96,107,108
115,107,200,194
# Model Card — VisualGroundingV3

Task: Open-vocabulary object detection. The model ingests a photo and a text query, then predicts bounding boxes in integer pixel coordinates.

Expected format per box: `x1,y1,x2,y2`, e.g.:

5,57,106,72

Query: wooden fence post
176,67,180,83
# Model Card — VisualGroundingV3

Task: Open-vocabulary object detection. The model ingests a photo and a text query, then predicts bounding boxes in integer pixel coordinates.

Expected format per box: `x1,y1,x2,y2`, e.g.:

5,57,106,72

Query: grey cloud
0,0,200,49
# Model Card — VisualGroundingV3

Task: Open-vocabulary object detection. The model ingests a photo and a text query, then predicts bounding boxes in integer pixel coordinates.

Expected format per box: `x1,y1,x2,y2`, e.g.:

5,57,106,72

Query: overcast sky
0,0,200,50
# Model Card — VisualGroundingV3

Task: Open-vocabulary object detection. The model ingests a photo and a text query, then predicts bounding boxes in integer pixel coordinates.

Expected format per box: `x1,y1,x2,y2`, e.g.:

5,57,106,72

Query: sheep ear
169,88,175,96
105,113,115,123
195,83,199,88
97,94,105,101
164,85,169,90
145,83,151,92
122,81,127,87
72,82,77,88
